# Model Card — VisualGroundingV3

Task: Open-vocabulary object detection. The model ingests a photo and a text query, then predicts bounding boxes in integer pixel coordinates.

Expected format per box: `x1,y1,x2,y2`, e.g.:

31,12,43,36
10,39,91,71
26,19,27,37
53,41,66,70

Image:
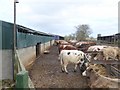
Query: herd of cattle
55,40,120,88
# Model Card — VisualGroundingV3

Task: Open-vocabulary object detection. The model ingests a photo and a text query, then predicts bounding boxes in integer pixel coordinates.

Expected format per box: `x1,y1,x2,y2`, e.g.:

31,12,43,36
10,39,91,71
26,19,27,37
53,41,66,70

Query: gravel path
29,45,89,88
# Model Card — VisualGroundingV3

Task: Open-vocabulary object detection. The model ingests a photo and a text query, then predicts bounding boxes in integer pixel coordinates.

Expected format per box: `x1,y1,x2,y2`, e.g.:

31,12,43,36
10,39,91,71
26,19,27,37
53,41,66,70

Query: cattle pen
96,34,120,79
0,20,90,89
29,45,90,88
0,20,120,89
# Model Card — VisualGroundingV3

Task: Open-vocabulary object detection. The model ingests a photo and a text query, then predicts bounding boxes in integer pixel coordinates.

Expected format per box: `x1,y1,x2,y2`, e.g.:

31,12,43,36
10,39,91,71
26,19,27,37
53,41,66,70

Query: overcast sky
0,0,119,38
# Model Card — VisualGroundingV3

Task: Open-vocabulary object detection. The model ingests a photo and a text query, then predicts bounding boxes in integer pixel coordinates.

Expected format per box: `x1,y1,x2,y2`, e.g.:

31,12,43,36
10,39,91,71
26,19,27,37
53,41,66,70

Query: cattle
58,40,70,45
58,44,78,53
54,40,60,45
68,40,77,46
87,45,108,52
102,46,120,61
55,40,70,46
82,64,120,88
82,64,108,77
75,41,96,52
57,40,71,53
87,45,108,60
59,50,88,74
93,46,120,61
79,59,90,74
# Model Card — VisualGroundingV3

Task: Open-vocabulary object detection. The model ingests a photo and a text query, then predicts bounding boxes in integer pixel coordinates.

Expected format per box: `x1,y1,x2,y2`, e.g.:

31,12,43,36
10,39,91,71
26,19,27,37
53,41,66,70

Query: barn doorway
36,42,41,58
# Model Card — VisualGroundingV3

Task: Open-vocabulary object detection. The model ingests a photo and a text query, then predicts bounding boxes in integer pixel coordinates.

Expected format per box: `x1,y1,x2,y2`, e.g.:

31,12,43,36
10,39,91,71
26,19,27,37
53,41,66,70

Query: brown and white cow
75,41,96,52
58,44,78,53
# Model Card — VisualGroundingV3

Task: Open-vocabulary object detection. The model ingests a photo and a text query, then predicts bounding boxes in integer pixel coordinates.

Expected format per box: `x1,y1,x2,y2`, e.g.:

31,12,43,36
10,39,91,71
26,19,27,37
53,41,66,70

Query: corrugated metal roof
0,20,62,37
17,25,52,36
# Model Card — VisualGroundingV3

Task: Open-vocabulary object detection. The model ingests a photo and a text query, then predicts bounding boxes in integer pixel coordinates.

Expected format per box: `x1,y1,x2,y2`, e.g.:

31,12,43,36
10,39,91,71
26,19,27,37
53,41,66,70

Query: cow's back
60,50,84,63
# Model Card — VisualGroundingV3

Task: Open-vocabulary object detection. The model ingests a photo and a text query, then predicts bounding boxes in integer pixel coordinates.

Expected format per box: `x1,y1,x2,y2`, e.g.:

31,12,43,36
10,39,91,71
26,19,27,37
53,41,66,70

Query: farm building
53,35,64,40
97,33,120,46
0,20,59,80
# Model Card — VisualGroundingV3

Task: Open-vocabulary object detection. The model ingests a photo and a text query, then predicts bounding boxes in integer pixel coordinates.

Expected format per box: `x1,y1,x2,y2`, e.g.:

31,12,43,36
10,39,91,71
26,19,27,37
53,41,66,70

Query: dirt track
29,45,89,88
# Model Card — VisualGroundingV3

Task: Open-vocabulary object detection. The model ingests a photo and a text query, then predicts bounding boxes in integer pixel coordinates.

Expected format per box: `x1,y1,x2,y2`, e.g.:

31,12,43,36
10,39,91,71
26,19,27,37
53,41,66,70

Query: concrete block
16,70,29,89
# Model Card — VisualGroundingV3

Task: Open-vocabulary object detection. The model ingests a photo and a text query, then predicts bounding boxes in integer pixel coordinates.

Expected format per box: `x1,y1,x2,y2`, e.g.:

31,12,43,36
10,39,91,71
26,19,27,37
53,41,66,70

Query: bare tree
75,24,92,41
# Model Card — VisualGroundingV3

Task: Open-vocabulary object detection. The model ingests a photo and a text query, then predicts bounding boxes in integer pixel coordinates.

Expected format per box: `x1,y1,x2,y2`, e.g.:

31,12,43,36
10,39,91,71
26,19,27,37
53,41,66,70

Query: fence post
105,64,111,75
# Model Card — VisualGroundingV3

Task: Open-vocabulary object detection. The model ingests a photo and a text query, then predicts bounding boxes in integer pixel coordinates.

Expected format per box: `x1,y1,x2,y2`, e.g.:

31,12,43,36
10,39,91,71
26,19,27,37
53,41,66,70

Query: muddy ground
29,45,89,88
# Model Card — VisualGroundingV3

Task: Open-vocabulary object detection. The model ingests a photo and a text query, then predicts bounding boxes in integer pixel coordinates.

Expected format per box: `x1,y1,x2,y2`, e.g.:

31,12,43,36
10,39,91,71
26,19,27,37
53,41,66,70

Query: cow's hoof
61,69,65,73
61,68,65,72
65,72,68,74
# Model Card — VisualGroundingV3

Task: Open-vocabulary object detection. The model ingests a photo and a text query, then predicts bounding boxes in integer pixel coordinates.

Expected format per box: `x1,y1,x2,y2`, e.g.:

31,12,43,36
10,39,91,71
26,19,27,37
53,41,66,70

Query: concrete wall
17,46,36,70
0,40,55,80
0,21,13,80
40,40,54,54
17,40,55,70
41,44,45,54
0,50,13,80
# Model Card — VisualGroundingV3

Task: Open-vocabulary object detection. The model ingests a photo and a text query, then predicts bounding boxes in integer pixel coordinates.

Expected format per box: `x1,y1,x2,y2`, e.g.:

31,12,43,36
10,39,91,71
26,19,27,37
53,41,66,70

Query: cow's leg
64,65,68,74
106,56,109,60
74,64,78,72
60,59,65,72
61,65,65,72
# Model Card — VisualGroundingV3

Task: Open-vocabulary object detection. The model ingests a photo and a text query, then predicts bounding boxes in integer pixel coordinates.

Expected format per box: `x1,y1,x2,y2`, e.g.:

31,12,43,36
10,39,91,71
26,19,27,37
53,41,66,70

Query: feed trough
43,50,50,54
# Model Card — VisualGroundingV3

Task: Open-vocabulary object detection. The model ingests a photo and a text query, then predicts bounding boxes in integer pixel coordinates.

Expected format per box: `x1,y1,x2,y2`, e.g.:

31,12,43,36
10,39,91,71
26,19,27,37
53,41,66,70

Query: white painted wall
0,50,13,80
16,40,54,69
0,40,55,80
41,43,45,53
40,40,54,54
17,46,36,69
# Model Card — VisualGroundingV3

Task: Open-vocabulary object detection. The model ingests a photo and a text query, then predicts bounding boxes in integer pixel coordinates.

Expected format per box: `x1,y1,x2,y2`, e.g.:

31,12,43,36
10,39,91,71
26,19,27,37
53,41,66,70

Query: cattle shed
53,35,64,40
0,20,55,80
97,33,120,46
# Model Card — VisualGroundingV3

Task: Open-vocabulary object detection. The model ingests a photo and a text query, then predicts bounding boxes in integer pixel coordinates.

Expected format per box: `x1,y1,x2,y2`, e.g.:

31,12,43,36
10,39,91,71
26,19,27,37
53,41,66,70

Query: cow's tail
58,51,62,61
60,58,64,66
58,54,60,61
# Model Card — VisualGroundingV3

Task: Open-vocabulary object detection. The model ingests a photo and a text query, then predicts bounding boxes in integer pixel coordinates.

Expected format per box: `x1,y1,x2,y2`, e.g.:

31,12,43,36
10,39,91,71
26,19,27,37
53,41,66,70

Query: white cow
102,46,120,60
87,45,108,60
59,50,87,74
87,45,108,52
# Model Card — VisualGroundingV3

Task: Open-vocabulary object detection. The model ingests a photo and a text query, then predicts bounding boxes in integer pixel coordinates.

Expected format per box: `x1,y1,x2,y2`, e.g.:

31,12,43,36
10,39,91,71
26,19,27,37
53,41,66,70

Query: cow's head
82,66,93,77
77,51,90,67
82,64,99,77
78,54,90,74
